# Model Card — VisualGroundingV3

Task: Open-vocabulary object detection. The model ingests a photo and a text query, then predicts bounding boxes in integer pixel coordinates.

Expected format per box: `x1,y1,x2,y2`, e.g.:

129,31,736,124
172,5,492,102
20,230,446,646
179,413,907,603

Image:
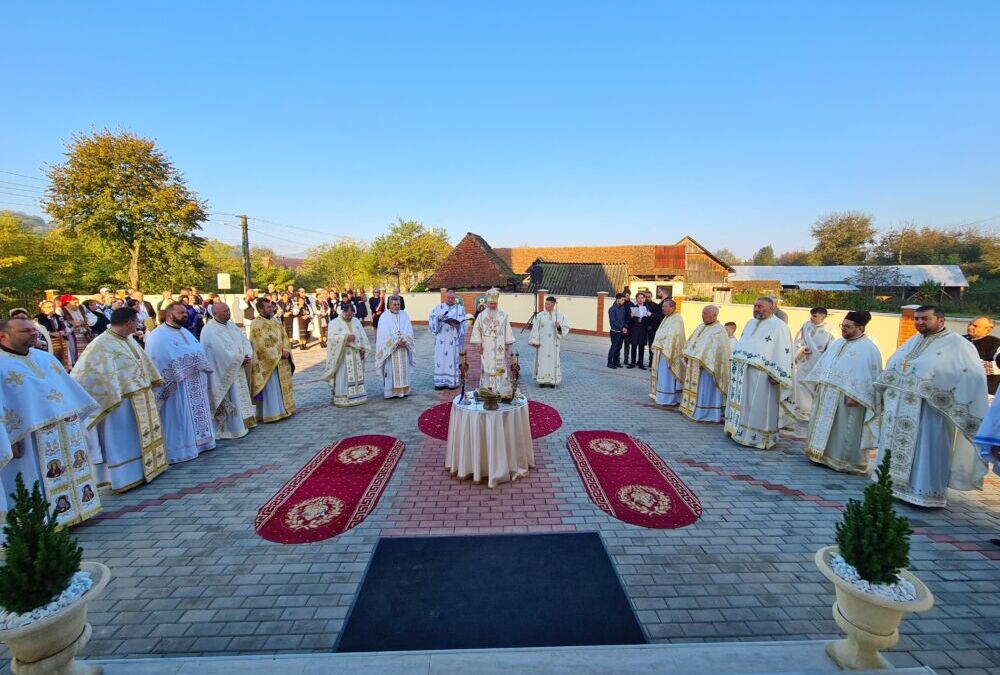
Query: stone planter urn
0,561,111,675
814,546,933,670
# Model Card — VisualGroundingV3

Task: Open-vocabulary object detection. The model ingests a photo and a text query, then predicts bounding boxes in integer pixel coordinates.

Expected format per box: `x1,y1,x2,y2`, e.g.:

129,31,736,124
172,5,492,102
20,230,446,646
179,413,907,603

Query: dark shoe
637,364,646,370
992,538,1000,547
607,364,615,369
434,386,445,390
626,364,635,369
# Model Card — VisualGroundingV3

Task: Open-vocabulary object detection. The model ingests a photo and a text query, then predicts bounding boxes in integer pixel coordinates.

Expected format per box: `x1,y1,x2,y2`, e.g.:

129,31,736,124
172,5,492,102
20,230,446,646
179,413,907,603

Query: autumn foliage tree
368,219,451,290
44,130,207,290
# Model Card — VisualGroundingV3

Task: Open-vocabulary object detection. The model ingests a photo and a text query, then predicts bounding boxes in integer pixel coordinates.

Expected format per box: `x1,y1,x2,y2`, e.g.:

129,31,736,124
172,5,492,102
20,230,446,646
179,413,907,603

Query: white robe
875,328,987,506
201,319,256,440
803,334,882,474
323,316,370,407
1,348,102,531
470,308,515,390
145,324,216,463
793,320,833,417
429,302,467,388
528,310,570,385
375,310,415,398
725,315,795,449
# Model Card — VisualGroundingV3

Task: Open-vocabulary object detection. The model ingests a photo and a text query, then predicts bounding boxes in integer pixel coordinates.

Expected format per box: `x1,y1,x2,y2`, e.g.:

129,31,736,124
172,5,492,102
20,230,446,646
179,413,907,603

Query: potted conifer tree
0,475,110,675
814,450,934,670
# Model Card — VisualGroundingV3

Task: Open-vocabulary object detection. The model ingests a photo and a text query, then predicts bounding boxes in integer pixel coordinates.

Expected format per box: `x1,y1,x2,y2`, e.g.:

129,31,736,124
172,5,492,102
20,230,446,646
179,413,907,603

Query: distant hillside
1,209,52,233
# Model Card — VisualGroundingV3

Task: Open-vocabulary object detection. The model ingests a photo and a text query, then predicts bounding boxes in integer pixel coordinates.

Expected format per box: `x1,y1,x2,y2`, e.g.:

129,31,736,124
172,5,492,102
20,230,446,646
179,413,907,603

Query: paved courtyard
7,327,999,674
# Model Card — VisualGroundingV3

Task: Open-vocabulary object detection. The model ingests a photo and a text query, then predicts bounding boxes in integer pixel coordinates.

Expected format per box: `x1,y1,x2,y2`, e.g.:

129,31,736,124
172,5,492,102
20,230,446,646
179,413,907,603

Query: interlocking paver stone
1,327,996,675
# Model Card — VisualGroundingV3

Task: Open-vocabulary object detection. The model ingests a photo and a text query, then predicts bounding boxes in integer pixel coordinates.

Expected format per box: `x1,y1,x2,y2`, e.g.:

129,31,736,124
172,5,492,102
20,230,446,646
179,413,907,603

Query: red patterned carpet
567,431,702,529
417,400,563,441
255,435,404,544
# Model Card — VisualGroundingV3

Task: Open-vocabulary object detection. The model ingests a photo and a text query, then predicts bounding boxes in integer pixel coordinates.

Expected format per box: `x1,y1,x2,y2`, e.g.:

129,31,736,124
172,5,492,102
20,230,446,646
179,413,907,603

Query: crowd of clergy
0,295,297,533
641,296,1000,509
3,280,998,538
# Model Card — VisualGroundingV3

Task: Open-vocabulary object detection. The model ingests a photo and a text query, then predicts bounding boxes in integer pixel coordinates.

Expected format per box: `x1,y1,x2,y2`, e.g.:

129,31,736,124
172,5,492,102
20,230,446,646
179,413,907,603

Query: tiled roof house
426,233,522,291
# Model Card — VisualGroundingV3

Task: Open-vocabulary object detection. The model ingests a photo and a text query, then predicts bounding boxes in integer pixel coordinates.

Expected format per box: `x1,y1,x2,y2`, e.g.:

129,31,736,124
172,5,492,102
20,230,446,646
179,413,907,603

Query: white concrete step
90,640,936,674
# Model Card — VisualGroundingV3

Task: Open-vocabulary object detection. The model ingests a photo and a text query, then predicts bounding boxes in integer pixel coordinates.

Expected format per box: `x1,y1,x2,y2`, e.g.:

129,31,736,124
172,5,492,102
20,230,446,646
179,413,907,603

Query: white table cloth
445,395,534,488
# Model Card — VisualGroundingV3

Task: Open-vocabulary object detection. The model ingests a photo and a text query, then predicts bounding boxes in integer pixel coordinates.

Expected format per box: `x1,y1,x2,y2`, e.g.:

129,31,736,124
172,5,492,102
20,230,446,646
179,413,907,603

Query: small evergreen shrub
0,475,83,614
834,450,912,585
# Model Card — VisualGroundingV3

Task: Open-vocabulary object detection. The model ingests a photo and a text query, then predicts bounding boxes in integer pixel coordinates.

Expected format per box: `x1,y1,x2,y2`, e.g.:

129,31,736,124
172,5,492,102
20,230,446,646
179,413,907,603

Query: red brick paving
384,329,575,536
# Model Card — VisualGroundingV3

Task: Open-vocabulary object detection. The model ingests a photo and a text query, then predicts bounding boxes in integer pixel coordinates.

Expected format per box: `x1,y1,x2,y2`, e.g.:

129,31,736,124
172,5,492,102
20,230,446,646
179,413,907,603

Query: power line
0,179,46,193
0,200,41,208
0,169,46,183
0,188,43,199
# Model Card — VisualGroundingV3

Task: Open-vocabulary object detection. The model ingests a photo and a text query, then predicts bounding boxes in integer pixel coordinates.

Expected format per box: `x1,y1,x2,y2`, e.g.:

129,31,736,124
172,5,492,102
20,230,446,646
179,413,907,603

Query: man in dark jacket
644,292,665,368
607,293,629,368
627,291,650,369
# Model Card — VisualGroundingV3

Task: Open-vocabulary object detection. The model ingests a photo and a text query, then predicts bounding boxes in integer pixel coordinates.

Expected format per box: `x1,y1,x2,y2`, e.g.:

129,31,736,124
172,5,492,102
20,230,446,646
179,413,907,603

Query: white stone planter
814,546,933,670
0,561,110,675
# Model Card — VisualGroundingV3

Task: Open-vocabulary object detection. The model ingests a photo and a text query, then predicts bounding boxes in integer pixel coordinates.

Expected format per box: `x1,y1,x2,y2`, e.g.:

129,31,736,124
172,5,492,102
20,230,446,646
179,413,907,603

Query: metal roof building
525,261,629,296
730,265,969,291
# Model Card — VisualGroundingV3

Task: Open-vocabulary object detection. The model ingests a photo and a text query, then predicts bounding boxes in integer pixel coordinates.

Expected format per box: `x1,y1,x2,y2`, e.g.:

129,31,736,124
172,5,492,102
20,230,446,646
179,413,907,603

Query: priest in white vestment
429,289,467,390
679,305,731,422
470,288,516,390
323,302,370,407
201,302,257,440
73,307,168,492
792,307,833,417
1,317,102,530
803,310,882,474
725,297,795,449
145,302,216,463
375,296,415,398
649,299,686,406
529,295,571,387
874,305,987,507
249,299,296,423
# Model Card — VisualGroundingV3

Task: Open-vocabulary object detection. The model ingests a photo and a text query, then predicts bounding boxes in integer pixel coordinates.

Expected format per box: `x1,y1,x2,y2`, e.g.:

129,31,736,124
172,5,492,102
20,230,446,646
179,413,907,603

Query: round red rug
567,431,701,529
255,434,404,544
417,400,562,441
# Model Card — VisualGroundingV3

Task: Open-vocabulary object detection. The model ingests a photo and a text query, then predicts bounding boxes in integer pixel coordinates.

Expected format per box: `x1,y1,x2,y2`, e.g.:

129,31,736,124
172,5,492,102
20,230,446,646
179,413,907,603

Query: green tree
835,451,911,585
775,249,814,265
810,211,875,265
194,240,245,291
751,245,776,266
0,211,57,301
0,475,83,614
871,224,993,268
44,129,207,290
368,219,451,290
712,248,742,265
250,247,297,289
299,237,371,290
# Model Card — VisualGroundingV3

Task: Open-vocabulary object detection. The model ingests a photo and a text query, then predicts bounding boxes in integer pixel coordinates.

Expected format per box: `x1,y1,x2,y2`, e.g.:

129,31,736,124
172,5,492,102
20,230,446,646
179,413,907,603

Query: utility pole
240,214,252,292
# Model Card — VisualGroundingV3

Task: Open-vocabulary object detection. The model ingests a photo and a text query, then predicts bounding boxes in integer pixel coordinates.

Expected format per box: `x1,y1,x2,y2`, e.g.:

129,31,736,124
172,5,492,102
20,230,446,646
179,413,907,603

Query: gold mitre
485,287,500,302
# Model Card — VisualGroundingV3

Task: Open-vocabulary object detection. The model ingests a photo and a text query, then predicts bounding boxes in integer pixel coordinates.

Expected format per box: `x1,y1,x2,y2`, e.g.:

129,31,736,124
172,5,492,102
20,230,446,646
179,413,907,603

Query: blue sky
3,2,998,257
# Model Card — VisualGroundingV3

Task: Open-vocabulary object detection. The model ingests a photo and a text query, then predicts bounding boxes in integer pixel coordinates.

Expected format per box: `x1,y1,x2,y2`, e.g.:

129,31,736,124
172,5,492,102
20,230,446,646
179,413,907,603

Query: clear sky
3,2,998,257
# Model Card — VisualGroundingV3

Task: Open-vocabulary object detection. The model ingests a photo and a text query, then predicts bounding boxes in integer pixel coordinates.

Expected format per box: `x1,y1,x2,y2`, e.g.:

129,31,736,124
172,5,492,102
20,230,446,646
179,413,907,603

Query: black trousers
608,331,624,366
628,342,645,366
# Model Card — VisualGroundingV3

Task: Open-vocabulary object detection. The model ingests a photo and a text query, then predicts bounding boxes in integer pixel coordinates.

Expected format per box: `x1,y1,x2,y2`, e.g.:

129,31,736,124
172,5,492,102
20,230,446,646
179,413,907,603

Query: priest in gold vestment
649,299,686,406
323,302,370,407
73,307,168,492
250,298,296,423
679,305,731,423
